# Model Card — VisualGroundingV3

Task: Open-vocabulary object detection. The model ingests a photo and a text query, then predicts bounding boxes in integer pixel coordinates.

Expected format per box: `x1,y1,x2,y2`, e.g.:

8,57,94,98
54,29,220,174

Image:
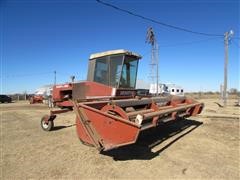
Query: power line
96,0,224,37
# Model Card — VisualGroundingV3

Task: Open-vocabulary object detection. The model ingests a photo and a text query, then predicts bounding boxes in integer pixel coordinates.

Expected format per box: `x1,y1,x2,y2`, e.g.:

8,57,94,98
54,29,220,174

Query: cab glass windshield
119,56,138,88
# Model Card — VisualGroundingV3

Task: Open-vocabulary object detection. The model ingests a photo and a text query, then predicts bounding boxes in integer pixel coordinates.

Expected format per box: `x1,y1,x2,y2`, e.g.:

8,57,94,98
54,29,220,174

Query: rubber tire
41,117,54,131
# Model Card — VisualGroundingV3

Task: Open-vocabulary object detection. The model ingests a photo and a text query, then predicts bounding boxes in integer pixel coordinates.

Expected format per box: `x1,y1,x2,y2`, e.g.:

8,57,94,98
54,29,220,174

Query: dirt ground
1,98,239,179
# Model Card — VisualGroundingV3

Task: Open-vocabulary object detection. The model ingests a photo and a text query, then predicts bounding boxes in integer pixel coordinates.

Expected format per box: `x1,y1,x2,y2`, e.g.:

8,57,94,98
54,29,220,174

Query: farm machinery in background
40,49,204,151
29,85,52,104
29,81,74,107
29,95,44,104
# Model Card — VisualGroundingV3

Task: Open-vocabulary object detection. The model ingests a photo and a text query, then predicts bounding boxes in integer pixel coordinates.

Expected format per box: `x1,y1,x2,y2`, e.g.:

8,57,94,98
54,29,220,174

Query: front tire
41,116,54,131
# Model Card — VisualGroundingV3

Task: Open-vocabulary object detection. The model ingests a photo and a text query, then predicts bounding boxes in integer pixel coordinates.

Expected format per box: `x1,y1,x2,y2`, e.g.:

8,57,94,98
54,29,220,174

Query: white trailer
150,83,184,96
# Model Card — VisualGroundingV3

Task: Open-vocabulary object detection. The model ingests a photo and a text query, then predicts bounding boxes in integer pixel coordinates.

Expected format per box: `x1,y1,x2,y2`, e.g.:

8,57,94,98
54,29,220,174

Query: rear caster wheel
41,115,54,131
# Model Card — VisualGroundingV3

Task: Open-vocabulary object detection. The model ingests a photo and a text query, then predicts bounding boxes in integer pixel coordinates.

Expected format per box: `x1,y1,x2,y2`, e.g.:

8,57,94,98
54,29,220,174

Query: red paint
51,83,74,108
29,95,43,104
74,97,204,151
76,103,139,151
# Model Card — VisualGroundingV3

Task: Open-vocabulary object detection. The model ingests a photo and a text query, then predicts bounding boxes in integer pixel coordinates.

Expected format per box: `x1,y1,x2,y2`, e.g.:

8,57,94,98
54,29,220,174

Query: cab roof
89,49,142,60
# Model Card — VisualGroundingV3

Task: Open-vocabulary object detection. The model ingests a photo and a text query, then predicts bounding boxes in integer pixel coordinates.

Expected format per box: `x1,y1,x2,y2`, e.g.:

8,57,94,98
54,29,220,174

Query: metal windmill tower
146,27,159,95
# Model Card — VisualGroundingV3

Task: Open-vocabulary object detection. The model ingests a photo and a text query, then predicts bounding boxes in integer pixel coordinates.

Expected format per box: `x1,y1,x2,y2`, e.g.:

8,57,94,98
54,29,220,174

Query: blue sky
1,0,239,94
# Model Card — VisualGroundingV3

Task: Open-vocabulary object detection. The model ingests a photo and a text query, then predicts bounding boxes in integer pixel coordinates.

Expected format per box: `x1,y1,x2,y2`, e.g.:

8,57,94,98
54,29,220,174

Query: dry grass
1,98,239,179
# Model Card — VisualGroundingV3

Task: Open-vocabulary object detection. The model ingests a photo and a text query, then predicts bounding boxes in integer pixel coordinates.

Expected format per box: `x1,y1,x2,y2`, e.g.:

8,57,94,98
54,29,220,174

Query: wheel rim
42,121,49,129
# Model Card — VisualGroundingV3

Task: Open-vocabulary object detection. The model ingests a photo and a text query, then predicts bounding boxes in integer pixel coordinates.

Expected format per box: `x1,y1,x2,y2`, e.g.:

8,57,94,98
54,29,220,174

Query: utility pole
54,70,56,85
156,43,159,96
223,32,228,107
223,30,234,107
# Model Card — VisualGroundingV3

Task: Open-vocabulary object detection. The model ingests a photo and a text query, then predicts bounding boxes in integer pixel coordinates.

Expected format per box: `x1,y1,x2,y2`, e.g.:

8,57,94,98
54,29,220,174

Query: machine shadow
101,119,203,161
51,124,76,131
